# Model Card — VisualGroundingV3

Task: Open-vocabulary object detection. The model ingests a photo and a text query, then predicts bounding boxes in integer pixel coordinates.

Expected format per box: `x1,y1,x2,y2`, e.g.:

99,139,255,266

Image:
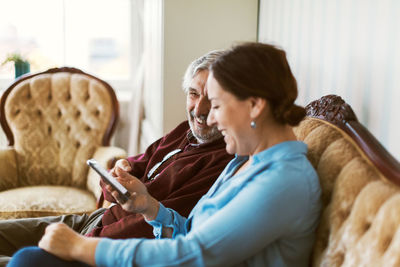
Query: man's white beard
188,112,222,143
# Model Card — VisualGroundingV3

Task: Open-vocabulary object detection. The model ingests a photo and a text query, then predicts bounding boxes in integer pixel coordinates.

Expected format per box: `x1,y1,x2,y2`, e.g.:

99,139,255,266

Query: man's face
186,70,222,143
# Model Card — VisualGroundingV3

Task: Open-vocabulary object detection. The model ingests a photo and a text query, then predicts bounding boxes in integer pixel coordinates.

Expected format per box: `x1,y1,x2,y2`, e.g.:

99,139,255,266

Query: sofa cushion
0,185,96,220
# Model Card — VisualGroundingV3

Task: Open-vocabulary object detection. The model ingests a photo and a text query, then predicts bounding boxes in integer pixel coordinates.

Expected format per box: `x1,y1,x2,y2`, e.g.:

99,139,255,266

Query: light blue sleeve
95,165,316,267
146,203,189,238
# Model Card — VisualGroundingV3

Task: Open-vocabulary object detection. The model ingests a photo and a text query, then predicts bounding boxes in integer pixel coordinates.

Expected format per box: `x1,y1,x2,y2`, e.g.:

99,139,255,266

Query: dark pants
8,247,90,267
0,208,105,267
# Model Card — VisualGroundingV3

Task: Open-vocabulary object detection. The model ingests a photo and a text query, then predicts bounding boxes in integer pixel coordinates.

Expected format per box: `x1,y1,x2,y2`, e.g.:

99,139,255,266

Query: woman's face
206,72,253,155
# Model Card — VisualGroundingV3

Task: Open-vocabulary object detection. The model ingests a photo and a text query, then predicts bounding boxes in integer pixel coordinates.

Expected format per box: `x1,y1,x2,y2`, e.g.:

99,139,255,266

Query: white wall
259,0,400,160
141,0,258,150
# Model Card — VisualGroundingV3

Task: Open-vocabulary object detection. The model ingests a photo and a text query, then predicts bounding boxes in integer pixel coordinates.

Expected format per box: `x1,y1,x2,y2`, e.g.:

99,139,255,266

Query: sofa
294,95,400,266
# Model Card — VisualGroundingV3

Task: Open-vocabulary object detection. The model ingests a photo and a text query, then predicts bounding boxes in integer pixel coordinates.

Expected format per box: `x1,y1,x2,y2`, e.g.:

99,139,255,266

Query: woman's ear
249,97,267,119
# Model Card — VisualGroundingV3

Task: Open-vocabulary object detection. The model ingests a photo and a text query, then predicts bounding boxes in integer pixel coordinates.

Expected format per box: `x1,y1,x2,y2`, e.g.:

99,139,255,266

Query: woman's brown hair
211,42,306,126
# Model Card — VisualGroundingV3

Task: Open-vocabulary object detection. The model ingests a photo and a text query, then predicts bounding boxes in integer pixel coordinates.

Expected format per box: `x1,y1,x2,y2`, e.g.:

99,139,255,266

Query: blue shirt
96,141,321,267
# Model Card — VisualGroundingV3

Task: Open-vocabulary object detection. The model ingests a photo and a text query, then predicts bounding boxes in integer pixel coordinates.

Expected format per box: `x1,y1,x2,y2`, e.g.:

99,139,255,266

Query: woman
8,43,321,267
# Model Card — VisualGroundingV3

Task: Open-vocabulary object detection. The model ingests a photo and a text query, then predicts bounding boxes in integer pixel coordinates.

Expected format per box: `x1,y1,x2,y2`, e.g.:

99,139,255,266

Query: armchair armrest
0,147,18,191
86,146,127,201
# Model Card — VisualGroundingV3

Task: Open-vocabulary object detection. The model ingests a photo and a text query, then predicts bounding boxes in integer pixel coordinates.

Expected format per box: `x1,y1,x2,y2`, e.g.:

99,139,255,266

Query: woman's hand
109,158,132,176
107,159,160,221
38,223,99,265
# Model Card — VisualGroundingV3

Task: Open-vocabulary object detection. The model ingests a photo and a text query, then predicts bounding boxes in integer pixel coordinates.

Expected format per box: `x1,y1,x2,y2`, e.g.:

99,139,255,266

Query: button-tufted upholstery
294,95,400,267
0,67,127,219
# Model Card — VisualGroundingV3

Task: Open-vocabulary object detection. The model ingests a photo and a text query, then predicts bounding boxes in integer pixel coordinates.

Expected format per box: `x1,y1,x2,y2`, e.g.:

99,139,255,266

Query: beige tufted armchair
0,67,127,220
295,95,400,266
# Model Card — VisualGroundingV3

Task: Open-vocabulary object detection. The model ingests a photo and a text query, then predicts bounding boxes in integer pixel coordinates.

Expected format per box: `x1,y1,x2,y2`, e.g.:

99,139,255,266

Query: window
0,0,134,91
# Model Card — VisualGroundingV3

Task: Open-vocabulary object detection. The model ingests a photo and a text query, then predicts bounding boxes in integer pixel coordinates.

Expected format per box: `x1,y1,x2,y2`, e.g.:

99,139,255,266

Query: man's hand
107,159,160,221
38,223,99,265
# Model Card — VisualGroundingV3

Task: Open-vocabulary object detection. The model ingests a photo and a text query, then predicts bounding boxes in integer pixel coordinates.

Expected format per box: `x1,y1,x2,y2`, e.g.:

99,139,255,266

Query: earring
250,121,256,129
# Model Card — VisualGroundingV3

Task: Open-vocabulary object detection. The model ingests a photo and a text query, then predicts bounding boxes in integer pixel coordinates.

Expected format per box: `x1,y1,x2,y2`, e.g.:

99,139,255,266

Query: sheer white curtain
127,57,144,155
126,0,144,155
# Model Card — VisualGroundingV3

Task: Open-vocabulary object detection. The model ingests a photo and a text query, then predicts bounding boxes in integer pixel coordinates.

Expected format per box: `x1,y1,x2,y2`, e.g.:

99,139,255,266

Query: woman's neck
250,123,297,157
235,123,297,176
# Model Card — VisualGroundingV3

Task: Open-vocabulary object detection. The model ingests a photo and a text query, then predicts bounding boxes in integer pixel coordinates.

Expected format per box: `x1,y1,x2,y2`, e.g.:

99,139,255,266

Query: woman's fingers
110,159,131,177
115,159,132,172
110,189,127,204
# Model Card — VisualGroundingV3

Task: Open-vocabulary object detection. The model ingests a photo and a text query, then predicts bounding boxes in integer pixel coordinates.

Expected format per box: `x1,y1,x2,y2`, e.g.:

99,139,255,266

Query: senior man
0,50,233,266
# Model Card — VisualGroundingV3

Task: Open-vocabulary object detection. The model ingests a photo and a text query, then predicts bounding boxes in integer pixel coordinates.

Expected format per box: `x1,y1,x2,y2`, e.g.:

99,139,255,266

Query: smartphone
86,159,131,203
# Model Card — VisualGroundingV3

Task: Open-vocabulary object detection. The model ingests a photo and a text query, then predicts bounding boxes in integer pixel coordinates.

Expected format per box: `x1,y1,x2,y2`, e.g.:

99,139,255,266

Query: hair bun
282,104,306,126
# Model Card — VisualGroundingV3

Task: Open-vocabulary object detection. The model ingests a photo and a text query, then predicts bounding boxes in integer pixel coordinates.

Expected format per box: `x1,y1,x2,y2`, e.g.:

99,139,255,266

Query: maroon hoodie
86,121,233,239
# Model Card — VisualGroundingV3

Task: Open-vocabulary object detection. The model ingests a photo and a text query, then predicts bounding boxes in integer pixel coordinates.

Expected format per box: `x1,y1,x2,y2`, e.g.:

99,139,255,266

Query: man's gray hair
182,50,225,93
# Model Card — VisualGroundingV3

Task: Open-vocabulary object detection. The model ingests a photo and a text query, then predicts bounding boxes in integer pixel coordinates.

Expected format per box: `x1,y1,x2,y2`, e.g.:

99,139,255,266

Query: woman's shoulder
253,142,317,183
250,158,321,227
251,152,320,207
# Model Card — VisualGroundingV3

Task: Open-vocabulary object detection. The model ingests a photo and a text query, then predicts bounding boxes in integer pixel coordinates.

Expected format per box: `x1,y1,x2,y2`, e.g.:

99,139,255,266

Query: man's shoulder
156,121,190,146
173,120,190,132
165,121,190,137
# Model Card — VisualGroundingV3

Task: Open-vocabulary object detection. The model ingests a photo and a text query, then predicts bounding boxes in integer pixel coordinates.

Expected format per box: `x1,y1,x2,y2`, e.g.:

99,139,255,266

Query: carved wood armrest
306,95,400,185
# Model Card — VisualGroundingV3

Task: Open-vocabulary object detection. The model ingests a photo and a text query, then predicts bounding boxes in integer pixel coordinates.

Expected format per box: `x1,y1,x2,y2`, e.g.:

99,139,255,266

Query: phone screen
87,159,131,203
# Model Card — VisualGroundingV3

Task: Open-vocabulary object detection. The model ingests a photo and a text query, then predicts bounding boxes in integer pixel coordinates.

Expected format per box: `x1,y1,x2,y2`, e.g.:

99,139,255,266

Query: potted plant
1,53,30,78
